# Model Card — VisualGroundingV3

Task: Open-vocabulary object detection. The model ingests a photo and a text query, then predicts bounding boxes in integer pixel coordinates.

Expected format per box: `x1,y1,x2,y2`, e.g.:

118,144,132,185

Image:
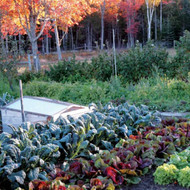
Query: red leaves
129,135,138,140
105,167,124,185
69,161,83,174
90,178,103,187
84,166,99,177
58,186,67,190
120,0,144,36
29,180,50,190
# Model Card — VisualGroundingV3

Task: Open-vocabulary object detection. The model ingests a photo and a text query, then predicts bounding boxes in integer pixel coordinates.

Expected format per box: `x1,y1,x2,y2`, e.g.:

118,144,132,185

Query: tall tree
160,0,163,36
100,0,106,50
120,0,144,47
100,0,121,50
145,0,161,40
10,0,51,71
51,0,101,60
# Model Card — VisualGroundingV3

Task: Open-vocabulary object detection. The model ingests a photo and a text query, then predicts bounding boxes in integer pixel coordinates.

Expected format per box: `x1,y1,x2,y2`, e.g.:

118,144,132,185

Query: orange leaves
100,0,122,22
50,0,101,30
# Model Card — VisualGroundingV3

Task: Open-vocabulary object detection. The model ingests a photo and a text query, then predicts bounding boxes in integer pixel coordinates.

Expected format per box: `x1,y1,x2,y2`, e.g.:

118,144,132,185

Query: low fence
18,54,32,71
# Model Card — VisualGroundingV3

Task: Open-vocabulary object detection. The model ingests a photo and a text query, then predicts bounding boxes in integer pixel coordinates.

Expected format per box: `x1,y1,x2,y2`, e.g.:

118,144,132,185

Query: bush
46,53,114,83
88,53,113,81
46,56,88,83
18,70,47,83
118,41,169,83
0,74,19,98
169,30,190,80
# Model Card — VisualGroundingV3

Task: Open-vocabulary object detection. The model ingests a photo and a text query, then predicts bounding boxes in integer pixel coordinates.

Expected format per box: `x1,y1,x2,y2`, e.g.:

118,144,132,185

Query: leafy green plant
0,124,61,189
169,149,190,169
0,92,14,107
153,164,178,185
178,166,190,188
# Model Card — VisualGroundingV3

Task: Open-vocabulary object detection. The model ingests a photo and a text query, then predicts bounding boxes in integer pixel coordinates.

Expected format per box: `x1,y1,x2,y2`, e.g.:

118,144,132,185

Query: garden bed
0,102,190,190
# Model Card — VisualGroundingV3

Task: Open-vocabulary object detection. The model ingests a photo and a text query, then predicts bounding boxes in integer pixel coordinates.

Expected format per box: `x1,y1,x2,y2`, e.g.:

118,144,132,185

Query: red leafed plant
90,178,103,187
69,161,83,174
29,180,50,190
105,167,124,185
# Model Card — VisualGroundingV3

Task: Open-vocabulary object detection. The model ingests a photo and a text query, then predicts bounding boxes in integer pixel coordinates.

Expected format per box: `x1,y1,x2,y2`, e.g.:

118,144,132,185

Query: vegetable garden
0,102,190,190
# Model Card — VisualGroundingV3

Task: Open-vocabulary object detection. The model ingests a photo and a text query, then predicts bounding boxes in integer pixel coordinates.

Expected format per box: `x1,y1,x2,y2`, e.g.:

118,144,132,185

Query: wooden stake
19,80,25,122
113,29,117,79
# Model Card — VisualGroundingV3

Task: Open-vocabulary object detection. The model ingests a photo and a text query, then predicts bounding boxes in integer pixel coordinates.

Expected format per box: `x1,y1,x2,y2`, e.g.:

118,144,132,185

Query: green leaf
0,151,6,167
7,170,26,185
126,176,141,184
59,133,72,143
28,168,40,181
101,140,113,151
154,158,165,166
80,140,89,149
95,158,108,169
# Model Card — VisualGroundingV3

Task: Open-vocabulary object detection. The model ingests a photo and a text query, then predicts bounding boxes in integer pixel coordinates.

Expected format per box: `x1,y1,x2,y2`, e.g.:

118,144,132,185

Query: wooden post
113,29,117,79
19,80,25,122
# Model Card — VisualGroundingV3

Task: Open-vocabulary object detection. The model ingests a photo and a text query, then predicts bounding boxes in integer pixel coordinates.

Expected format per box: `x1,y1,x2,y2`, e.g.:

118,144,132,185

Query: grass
0,74,19,98
22,76,190,112
1,68,189,113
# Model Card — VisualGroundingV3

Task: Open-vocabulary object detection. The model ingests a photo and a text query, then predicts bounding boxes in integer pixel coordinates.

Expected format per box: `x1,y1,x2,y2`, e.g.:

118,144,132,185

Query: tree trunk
1,37,6,55
91,25,93,50
127,18,135,48
29,18,41,72
19,34,22,55
5,36,8,53
148,21,151,40
63,33,68,51
76,28,78,48
146,1,155,40
87,21,91,50
42,35,45,54
54,23,62,61
45,34,49,54
100,0,105,50
160,0,163,37
14,35,18,54
70,27,74,50
155,7,158,41
31,40,40,72
142,15,145,45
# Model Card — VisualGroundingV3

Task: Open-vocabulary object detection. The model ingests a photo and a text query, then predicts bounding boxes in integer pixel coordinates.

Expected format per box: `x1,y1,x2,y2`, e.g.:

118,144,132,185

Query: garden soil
120,169,189,190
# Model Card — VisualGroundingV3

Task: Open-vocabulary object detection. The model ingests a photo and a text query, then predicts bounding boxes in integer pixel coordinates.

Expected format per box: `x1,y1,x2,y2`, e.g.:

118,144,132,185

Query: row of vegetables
0,102,189,189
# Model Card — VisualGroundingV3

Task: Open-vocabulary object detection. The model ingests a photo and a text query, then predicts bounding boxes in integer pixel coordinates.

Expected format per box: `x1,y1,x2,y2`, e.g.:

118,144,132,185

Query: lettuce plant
153,164,178,185
178,166,190,188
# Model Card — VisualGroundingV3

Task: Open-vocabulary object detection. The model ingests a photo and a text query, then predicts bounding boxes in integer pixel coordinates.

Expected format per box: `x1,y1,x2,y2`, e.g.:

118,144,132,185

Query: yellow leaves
106,183,115,190
119,169,138,176
146,0,161,7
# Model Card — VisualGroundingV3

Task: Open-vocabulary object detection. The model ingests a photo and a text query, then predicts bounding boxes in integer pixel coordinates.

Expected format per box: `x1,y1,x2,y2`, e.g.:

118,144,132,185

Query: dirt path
120,169,188,190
